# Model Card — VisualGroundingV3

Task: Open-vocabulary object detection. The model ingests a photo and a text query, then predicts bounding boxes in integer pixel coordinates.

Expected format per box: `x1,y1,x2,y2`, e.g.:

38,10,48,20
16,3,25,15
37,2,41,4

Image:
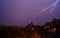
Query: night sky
0,0,60,26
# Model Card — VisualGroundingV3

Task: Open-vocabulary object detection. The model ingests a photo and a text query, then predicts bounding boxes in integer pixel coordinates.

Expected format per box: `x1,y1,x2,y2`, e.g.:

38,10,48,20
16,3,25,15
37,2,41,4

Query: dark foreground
1,18,60,38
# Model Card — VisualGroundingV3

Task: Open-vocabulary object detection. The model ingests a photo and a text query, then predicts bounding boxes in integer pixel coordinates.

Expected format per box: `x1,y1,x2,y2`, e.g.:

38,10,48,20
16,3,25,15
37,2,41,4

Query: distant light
32,28,34,30
51,28,56,32
49,28,56,32
44,26,49,29
54,28,56,32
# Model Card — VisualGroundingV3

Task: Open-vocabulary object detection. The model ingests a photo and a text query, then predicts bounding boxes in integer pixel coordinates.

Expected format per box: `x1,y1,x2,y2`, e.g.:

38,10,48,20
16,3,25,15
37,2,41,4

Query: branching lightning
40,0,59,13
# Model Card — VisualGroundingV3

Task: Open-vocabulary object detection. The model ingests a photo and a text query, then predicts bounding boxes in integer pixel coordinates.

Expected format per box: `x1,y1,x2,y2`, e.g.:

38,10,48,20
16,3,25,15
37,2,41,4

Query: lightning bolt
40,0,59,13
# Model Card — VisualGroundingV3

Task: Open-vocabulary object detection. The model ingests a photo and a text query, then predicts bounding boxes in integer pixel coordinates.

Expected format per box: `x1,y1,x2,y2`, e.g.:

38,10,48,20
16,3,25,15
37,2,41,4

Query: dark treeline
0,18,60,38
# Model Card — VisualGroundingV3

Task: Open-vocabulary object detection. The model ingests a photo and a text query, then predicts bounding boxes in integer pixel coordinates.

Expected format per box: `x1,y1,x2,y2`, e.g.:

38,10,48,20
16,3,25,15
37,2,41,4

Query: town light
32,28,34,30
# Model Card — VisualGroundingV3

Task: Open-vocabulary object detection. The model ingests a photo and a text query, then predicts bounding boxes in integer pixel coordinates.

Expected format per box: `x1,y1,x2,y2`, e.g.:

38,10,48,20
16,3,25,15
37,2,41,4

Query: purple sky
0,0,60,26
